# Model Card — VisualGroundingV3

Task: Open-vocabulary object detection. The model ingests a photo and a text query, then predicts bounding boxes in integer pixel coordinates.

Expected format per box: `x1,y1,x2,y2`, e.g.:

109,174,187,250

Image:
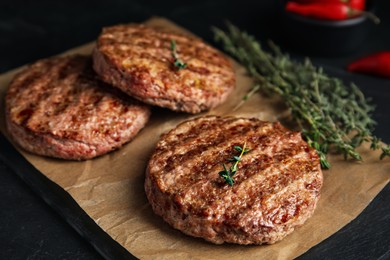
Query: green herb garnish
219,143,250,186
213,23,389,168
170,39,187,70
233,84,260,111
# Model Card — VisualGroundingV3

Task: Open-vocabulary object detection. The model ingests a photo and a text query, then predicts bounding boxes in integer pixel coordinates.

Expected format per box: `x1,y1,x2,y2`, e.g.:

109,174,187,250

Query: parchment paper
0,18,389,259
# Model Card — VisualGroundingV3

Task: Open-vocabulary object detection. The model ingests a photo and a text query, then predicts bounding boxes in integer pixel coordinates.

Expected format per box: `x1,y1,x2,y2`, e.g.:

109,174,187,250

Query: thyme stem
213,23,389,168
170,39,187,70
219,143,250,186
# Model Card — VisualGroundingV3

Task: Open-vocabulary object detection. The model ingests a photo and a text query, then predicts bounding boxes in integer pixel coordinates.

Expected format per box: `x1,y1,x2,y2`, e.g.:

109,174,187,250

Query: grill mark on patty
101,26,203,51
103,43,231,83
153,117,244,159
157,128,269,181
235,187,312,234
164,129,277,189
162,124,304,209
6,55,151,160
236,147,316,196
94,24,235,113
145,116,322,244
263,154,319,204
8,70,42,101
107,42,229,76
234,143,306,184
23,57,131,141
177,147,310,218
27,72,87,132
15,58,76,127
157,117,259,153
226,155,318,224
255,183,314,227
266,162,318,224
163,119,315,218
64,92,133,142
156,120,291,188
159,123,264,173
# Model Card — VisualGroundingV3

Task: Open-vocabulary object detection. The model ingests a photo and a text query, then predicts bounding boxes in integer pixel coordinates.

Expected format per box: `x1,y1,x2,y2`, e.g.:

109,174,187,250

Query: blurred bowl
279,0,376,56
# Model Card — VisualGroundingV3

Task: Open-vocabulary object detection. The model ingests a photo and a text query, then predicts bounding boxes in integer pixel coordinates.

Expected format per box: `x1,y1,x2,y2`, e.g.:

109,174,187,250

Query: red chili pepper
286,2,355,20
293,0,365,10
285,2,378,23
349,0,365,10
348,52,390,78
294,0,349,3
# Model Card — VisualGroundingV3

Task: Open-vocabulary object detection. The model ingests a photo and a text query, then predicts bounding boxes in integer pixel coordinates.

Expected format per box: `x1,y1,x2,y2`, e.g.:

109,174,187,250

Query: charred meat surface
145,116,323,244
93,24,235,113
5,55,151,160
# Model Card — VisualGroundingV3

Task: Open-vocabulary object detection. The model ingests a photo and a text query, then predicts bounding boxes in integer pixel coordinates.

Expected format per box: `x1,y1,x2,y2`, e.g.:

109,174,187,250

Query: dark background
0,1,389,259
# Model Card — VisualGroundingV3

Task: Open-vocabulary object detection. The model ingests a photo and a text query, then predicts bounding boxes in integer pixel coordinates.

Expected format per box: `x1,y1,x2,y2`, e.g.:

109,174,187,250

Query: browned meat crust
5,55,151,160
145,116,323,244
93,24,235,113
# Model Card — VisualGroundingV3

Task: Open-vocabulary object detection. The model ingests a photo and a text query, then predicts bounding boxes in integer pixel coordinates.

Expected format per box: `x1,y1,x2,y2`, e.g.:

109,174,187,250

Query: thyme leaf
219,143,250,186
213,23,389,168
170,39,187,70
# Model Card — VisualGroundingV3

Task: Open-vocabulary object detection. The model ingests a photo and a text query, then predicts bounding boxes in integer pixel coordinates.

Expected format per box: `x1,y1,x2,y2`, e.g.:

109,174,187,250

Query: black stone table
1,1,389,259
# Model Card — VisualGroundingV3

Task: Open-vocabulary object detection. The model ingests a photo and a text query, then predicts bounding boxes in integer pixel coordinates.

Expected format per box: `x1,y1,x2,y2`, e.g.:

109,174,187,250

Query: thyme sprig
213,23,389,168
233,84,261,111
170,39,187,70
219,143,250,186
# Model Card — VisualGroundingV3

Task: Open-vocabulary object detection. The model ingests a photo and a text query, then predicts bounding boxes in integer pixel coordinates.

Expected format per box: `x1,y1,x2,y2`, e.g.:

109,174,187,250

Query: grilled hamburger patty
92,24,235,113
145,116,323,244
5,55,151,160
